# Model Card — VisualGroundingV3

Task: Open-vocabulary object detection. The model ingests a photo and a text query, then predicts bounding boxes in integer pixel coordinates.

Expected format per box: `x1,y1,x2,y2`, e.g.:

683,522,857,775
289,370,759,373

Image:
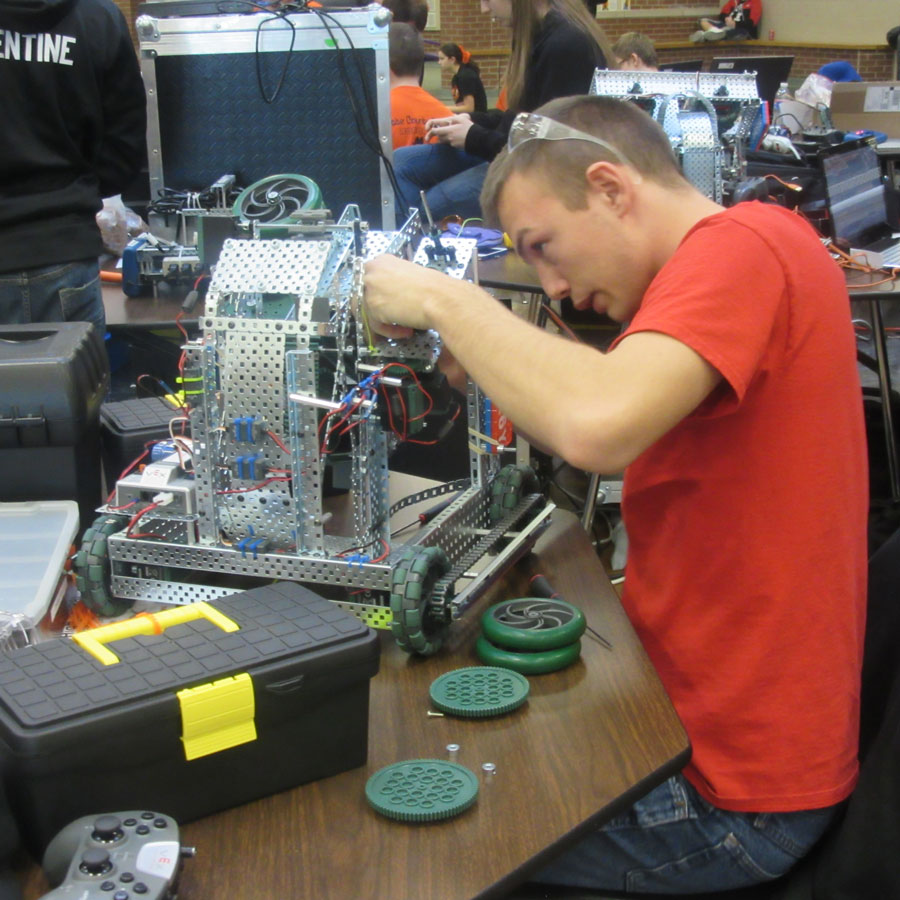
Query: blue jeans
531,774,838,893
393,143,490,224
0,259,105,336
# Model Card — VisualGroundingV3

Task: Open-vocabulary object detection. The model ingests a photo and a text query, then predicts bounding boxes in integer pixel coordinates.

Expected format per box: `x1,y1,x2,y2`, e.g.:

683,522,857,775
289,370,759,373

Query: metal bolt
446,743,460,761
482,762,496,781
426,710,445,718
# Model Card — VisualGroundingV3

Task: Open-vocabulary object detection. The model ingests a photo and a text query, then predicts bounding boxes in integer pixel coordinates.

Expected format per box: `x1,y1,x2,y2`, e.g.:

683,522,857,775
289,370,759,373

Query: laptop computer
819,137,900,268
710,55,794,108
658,59,703,73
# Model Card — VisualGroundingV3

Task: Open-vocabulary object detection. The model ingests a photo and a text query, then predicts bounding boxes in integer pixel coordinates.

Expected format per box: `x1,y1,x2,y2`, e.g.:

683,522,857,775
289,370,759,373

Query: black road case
137,7,395,229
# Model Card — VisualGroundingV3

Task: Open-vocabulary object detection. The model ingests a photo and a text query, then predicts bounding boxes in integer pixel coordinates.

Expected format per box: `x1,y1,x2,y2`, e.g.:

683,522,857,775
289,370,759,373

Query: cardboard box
831,82,900,138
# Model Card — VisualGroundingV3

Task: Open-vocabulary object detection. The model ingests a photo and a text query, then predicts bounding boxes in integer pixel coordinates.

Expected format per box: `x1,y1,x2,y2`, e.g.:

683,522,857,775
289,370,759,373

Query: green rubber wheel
429,666,530,718
389,545,451,655
481,597,586,651
73,514,134,617
488,464,540,524
365,759,479,823
475,634,582,675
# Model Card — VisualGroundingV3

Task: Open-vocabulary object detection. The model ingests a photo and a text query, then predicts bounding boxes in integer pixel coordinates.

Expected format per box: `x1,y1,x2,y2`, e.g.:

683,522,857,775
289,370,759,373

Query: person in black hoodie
0,0,146,335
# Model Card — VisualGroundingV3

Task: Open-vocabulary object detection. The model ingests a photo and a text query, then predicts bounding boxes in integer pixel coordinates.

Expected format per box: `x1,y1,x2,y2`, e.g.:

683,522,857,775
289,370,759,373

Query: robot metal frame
76,207,553,655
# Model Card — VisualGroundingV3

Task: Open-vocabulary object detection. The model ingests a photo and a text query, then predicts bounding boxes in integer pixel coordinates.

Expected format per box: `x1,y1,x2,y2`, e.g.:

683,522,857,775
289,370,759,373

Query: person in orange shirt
390,23,452,149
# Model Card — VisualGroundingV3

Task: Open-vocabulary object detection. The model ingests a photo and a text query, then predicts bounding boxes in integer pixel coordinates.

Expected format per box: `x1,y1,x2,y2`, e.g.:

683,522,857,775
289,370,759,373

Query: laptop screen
710,56,794,107
820,142,888,243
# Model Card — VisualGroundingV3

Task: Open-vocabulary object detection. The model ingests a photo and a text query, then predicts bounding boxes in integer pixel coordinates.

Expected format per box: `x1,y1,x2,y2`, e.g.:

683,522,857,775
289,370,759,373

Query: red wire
407,404,461,446
216,476,291,495
126,501,160,537
267,429,290,454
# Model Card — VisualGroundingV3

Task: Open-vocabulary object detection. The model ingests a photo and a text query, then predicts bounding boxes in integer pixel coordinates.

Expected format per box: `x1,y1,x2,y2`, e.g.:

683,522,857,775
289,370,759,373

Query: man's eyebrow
514,228,532,258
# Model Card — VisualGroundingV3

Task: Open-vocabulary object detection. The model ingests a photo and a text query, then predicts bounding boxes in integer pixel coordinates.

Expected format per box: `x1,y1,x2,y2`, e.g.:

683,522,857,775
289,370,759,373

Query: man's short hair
382,0,429,32
389,22,425,77
481,95,685,225
612,32,658,68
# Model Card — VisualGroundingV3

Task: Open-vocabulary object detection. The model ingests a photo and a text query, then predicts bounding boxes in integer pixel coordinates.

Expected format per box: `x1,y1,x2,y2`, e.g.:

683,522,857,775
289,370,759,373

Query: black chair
506,527,900,900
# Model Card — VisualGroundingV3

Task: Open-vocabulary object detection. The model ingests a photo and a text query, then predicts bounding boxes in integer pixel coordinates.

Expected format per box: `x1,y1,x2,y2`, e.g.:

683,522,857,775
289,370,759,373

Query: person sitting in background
390,23,453,148
691,0,761,42
438,43,488,114
380,0,429,31
392,0,612,224
612,32,658,70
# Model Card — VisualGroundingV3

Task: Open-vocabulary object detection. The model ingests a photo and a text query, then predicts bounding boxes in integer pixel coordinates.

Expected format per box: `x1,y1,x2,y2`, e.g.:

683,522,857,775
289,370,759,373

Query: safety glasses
508,112,639,177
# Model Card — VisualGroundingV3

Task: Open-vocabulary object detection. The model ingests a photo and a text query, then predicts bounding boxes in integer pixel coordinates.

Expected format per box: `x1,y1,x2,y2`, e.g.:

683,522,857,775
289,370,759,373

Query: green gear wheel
488,464,540,524
390,545,451,656
365,759,479,823
429,666,530,718
475,634,582,675
73,514,134,617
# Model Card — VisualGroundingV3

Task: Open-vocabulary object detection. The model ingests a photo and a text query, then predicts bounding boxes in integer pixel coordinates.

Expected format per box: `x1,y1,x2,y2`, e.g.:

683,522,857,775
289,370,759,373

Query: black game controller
39,811,195,900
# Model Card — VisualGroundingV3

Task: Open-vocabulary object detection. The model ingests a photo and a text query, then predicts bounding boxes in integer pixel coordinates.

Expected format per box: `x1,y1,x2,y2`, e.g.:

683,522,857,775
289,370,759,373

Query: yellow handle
73,603,240,666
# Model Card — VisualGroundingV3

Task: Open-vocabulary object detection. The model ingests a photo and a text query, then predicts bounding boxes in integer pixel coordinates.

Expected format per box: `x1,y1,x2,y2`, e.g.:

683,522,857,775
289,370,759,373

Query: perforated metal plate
209,239,332,294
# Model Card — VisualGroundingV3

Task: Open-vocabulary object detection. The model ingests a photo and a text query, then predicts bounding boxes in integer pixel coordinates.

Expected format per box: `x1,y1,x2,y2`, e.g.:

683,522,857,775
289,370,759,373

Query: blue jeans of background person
0,259,105,336
394,143,489,224
531,774,838,893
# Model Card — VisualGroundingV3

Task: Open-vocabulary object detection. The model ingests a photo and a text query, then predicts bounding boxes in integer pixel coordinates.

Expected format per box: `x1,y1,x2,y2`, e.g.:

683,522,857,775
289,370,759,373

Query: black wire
305,6,405,211
255,10,297,104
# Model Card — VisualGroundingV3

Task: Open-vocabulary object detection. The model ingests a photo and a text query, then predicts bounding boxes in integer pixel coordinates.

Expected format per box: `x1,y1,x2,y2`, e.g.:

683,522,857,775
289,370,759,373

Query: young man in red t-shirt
389,23,451,149
363,95,867,893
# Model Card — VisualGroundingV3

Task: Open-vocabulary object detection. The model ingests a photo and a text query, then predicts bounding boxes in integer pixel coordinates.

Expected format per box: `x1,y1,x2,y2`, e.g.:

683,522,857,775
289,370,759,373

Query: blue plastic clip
247,538,266,559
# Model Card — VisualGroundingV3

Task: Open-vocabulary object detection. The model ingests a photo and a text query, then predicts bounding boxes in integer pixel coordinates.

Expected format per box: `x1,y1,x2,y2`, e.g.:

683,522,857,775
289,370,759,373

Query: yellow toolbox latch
177,673,257,761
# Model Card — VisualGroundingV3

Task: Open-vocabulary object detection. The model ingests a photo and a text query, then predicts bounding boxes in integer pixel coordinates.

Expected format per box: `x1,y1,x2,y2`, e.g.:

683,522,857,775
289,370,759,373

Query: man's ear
584,161,634,214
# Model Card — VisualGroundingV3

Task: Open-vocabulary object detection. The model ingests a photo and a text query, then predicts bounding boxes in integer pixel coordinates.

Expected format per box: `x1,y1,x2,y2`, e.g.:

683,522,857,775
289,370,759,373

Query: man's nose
538,266,570,303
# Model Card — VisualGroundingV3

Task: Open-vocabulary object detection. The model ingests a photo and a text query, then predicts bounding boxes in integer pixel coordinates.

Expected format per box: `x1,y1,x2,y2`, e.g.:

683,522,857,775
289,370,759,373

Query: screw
426,710,445,717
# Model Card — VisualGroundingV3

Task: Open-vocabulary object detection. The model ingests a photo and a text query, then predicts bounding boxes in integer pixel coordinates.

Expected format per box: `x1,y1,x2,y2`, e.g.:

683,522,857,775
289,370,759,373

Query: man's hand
362,254,449,338
425,114,474,150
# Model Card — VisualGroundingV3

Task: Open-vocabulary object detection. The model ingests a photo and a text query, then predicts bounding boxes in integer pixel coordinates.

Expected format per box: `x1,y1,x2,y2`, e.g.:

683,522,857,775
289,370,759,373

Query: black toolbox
0,323,109,532
100,396,178,490
0,582,379,856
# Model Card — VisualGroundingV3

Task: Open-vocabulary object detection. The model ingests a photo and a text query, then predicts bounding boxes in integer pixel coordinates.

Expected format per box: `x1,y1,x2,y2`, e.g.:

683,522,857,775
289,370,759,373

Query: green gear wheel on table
429,666,530,717
481,597,587,651
389,545,451,655
365,759,479,823
73,514,135,617
475,634,582,675
488,464,540,524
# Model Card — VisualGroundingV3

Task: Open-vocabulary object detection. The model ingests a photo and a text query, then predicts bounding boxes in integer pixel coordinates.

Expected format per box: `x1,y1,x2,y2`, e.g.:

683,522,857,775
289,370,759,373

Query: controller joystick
39,811,194,900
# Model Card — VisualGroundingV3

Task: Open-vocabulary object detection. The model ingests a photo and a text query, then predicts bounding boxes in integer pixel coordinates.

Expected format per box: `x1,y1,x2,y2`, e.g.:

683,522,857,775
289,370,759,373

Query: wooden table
102,282,196,330
16,510,689,900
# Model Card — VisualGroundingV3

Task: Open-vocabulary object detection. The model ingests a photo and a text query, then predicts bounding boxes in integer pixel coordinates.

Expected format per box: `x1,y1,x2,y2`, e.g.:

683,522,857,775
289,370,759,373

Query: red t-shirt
614,202,868,813
390,85,452,149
